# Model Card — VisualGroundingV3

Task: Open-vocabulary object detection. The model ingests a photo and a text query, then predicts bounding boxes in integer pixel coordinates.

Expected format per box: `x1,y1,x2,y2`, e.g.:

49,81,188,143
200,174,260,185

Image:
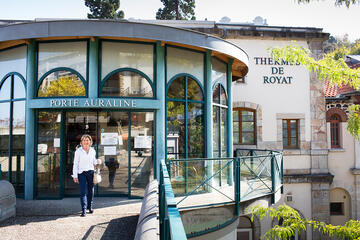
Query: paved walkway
0,197,142,240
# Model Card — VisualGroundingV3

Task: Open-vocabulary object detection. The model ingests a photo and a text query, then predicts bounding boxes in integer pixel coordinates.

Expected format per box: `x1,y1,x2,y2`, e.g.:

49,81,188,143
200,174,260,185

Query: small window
330,202,344,215
330,114,341,148
282,119,299,149
233,108,256,145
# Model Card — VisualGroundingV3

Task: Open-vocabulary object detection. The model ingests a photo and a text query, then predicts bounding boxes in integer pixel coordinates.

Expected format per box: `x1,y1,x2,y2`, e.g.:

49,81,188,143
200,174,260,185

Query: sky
1,0,360,41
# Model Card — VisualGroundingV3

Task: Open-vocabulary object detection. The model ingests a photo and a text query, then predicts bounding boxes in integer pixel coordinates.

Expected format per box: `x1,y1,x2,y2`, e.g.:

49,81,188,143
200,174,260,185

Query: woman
72,134,101,217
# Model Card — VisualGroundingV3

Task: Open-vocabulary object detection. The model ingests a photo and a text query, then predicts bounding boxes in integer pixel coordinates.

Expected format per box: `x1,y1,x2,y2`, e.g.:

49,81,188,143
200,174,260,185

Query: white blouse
72,147,98,178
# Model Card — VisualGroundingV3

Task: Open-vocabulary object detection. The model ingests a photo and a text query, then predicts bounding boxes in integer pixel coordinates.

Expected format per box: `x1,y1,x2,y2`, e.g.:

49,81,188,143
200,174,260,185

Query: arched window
167,75,204,159
166,75,204,194
0,73,26,197
330,114,341,148
212,83,228,158
212,84,229,186
37,69,86,97
101,70,153,98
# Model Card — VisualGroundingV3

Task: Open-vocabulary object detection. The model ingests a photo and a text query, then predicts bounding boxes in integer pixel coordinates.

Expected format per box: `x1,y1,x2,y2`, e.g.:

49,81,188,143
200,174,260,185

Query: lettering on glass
49,99,136,108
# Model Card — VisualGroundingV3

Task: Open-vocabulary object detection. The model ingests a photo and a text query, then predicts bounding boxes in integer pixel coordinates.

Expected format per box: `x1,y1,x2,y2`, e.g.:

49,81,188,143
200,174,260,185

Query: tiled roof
324,79,338,97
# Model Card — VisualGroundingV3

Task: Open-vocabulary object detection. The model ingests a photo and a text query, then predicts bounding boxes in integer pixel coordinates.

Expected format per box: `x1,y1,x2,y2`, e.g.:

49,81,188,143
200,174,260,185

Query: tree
38,75,86,97
85,0,124,19
156,0,196,20
251,204,360,240
297,0,358,8
269,42,360,138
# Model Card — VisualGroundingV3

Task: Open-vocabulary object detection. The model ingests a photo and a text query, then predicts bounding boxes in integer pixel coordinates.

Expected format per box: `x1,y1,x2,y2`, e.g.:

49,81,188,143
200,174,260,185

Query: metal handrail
161,149,283,238
159,159,187,240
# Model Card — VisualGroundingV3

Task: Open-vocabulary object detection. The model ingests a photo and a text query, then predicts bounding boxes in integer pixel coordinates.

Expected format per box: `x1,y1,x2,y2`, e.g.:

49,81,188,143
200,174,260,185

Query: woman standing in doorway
72,134,101,217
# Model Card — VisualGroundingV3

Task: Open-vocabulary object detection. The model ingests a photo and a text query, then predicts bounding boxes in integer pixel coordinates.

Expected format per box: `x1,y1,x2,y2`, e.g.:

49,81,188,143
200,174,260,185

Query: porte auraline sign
49,98,136,108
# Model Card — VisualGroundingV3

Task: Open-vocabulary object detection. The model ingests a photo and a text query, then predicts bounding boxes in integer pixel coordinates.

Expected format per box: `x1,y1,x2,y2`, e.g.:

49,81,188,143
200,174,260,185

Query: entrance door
37,110,154,198
64,112,97,196
96,111,129,196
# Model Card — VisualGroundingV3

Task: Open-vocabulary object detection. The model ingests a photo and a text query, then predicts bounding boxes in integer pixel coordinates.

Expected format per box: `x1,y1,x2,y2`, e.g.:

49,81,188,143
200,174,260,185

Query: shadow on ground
81,215,139,240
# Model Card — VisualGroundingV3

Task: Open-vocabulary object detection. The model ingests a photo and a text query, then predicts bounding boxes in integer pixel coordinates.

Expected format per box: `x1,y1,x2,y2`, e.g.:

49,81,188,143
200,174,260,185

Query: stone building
325,55,360,226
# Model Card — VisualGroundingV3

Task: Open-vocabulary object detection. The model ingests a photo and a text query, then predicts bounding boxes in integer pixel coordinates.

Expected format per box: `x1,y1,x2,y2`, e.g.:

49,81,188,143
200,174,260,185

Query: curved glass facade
0,21,247,199
0,73,26,196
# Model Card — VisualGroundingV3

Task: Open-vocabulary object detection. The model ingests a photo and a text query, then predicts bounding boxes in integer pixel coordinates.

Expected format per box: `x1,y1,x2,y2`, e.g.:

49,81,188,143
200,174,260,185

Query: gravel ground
0,197,142,240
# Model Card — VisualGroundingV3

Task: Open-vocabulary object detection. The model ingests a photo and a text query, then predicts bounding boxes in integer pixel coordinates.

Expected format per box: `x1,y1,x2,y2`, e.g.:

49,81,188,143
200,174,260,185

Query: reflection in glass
38,41,87,80
167,101,185,159
213,84,228,186
37,112,61,198
0,46,27,82
12,101,25,195
101,71,153,98
212,57,227,86
38,71,86,97
220,86,227,105
188,103,204,158
213,106,220,158
212,84,220,104
0,102,10,181
167,76,185,99
167,46,204,85
101,42,154,81
97,112,129,195
13,75,25,99
0,76,11,101
130,112,154,197
187,77,203,101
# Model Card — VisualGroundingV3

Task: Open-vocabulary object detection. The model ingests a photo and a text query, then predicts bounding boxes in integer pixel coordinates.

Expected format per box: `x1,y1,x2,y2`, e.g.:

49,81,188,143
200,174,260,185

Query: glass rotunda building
0,20,248,200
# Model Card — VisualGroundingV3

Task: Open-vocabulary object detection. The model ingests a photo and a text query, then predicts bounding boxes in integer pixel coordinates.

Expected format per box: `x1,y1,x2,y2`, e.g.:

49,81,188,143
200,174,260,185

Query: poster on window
101,133,118,145
104,146,117,155
134,136,152,149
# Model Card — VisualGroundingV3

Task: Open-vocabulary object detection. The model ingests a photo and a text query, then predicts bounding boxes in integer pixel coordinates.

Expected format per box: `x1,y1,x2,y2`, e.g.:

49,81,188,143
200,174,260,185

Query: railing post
0,164,2,179
281,154,284,194
235,157,240,216
270,152,276,204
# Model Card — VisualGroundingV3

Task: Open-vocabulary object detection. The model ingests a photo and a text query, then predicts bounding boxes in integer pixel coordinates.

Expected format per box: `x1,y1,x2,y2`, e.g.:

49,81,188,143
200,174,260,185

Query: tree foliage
38,75,86,97
297,0,358,8
85,0,124,19
251,204,360,240
156,0,196,20
269,42,360,138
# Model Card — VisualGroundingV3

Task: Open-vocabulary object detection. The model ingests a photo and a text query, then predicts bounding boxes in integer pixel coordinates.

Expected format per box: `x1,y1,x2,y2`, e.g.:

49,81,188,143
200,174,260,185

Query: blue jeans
78,170,94,211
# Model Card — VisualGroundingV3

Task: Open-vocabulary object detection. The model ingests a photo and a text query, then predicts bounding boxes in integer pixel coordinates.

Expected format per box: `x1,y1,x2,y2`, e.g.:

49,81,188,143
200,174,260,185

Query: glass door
37,111,62,198
64,112,97,196
97,111,129,195
130,112,154,198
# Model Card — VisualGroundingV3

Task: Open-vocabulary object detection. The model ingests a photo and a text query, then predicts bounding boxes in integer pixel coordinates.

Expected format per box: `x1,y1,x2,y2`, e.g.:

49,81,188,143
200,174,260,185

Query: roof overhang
0,19,249,78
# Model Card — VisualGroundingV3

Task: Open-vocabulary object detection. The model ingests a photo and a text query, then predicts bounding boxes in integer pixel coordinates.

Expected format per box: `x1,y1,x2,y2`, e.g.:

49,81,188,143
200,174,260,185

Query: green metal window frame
0,72,26,197
166,73,205,160
99,39,156,98
212,82,228,156
36,67,88,98
165,44,206,89
99,68,155,99
35,39,90,98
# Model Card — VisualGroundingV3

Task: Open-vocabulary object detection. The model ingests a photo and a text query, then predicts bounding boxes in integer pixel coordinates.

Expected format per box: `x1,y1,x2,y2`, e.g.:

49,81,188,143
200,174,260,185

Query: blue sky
2,0,360,41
